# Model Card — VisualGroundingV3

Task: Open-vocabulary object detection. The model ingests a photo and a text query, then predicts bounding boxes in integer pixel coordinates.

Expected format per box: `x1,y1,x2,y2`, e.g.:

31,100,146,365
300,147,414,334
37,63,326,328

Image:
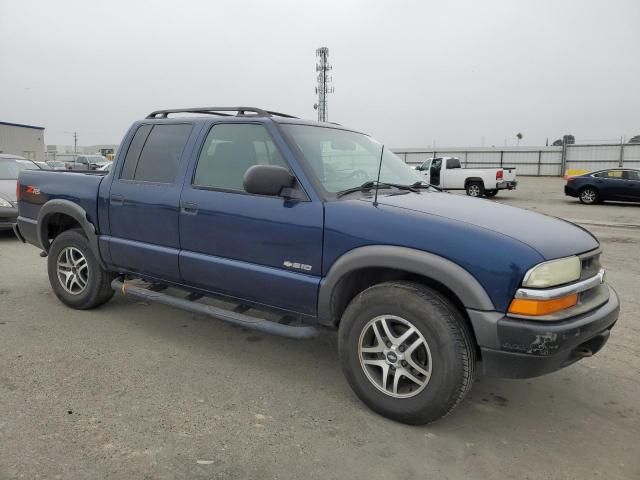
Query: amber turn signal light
508,293,578,316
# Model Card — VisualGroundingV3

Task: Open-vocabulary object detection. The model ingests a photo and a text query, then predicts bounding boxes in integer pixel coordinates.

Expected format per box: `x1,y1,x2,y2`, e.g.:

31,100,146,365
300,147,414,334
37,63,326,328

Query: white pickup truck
414,157,517,197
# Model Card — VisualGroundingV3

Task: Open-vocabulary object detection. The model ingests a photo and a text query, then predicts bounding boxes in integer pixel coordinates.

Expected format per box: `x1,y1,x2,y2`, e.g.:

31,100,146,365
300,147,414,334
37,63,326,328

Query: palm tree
516,132,523,146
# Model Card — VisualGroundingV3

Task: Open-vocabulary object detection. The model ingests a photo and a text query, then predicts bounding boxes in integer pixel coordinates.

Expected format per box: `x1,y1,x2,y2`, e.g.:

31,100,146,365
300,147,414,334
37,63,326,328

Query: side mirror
243,165,295,197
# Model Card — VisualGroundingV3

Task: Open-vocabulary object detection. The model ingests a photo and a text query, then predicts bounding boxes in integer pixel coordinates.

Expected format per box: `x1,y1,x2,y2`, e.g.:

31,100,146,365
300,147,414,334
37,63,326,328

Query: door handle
110,194,124,205
596,180,604,184
181,202,198,214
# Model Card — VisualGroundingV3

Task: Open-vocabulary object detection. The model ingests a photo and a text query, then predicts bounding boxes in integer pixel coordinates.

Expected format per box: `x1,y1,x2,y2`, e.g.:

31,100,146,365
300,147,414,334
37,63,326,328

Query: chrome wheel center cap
384,347,403,365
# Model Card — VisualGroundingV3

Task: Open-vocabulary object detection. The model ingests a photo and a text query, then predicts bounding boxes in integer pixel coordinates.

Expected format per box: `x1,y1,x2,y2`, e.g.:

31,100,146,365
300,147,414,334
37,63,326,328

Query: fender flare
37,199,105,267
317,245,494,326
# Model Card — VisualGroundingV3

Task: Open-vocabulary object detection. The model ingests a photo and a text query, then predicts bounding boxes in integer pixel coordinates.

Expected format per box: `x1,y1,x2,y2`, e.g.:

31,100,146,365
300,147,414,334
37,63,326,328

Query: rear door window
120,124,153,180
120,124,192,183
593,170,623,179
605,170,624,179
446,158,461,169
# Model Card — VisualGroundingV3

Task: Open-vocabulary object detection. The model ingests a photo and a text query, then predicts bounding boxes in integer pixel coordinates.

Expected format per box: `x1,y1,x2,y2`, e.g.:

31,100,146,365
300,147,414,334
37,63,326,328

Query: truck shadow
0,230,19,242
93,295,631,436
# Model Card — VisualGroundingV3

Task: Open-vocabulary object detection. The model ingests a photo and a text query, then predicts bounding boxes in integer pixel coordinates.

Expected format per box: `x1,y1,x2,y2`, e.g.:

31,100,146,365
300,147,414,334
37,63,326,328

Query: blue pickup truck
14,107,619,424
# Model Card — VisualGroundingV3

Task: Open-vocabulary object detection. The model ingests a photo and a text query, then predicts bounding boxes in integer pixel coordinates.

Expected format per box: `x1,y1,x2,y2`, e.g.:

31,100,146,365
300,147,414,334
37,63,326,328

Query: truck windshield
0,159,39,179
281,124,423,193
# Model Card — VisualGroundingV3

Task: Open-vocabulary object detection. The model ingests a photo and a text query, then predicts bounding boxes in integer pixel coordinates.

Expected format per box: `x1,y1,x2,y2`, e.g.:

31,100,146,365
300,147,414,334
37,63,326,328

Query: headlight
0,198,13,208
522,256,581,288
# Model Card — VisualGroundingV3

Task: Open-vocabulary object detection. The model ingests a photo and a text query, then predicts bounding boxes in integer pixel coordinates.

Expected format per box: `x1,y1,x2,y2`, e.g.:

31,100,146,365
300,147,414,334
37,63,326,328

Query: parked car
46,161,67,170
97,162,112,172
414,157,517,197
64,154,107,170
34,161,50,170
14,107,619,424
0,154,39,231
565,168,640,204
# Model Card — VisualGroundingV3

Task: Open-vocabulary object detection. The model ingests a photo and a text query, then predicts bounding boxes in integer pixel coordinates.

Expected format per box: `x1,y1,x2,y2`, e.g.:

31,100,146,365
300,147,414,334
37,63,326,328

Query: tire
47,228,116,309
465,181,484,197
484,189,498,197
579,187,600,204
338,281,475,425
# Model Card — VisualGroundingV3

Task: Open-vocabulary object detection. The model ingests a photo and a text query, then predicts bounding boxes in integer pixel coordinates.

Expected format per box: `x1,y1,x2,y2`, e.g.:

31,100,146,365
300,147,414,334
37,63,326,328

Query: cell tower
314,47,334,122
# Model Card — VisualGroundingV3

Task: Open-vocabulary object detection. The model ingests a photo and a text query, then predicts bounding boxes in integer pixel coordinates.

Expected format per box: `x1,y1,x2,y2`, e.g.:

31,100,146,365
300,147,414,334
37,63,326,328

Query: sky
1,0,638,148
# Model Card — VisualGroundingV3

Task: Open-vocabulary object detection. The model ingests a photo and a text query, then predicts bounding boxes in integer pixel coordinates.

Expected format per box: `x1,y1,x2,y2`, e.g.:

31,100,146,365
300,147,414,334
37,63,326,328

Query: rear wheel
484,189,498,197
579,187,599,204
47,229,116,309
338,281,475,425
466,181,484,197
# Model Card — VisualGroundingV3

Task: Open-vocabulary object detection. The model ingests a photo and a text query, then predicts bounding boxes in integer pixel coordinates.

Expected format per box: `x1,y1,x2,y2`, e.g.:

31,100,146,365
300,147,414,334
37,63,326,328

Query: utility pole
73,131,78,155
314,47,334,122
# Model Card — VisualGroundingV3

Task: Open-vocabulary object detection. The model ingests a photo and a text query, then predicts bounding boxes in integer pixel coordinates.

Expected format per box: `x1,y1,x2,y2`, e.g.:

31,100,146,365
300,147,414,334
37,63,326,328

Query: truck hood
375,191,598,259
0,180,17,203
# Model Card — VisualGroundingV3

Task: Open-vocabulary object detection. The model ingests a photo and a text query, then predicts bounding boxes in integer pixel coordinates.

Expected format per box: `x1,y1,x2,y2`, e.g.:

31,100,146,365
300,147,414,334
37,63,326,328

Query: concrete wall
0,123,45,161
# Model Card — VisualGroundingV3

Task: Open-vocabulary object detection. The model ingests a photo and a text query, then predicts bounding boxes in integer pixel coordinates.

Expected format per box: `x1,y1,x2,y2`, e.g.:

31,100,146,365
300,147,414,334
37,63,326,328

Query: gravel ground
0,176,638,479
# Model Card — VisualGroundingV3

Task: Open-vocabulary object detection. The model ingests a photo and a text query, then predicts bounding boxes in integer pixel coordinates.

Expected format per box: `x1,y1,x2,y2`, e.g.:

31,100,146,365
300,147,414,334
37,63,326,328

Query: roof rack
145,107,298,119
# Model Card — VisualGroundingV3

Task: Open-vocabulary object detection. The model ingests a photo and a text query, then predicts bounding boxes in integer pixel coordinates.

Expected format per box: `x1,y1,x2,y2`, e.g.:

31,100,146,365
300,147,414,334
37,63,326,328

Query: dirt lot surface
1,176,638,479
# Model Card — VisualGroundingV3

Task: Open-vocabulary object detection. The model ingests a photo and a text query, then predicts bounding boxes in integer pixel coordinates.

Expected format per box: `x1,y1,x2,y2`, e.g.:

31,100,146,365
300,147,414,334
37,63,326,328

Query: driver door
430,158,443,186
179,121,324,316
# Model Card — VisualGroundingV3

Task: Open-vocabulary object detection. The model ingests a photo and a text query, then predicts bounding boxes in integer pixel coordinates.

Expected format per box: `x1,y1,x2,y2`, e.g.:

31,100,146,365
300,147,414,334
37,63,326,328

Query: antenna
315,47,334,122
373,145,384,207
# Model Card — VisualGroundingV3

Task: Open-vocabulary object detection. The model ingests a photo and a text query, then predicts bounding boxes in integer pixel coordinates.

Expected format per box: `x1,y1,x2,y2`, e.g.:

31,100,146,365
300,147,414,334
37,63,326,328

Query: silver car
0,154,39,231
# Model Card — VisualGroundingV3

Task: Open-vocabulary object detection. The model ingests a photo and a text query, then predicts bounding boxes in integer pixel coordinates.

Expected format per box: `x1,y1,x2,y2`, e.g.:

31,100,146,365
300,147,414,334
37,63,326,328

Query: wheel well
579,184,598,193
43,213,83,245
464,177,484,187
330,267,478,349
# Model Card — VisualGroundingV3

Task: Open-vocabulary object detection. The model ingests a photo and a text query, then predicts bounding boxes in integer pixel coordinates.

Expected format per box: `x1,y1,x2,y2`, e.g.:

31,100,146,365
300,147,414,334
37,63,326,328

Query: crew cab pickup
14,107,619,425
414,156,517,197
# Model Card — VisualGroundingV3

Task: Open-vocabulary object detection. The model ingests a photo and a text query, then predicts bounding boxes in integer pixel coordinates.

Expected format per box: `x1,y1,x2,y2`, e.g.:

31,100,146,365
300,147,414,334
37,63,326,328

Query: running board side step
111,279,318,339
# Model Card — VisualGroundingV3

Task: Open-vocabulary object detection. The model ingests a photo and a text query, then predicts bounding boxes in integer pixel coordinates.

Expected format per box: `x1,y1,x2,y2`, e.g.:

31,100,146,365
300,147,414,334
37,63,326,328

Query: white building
0,121,45,161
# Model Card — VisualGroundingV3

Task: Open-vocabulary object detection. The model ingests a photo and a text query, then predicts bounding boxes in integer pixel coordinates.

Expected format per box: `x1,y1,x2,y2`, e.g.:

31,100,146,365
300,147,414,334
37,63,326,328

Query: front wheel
338,281,476,425
465,181,484,197
47,229,116,309
484,189,498,197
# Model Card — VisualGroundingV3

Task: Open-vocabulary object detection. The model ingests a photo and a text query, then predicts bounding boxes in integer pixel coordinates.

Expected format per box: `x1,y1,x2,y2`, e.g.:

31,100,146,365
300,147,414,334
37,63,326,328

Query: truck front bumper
496,180,518,190
469,285,619,379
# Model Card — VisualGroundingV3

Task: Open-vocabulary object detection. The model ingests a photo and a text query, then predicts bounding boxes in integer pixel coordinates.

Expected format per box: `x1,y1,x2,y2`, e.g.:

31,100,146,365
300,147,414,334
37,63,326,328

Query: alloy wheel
581,189,596,204
57,246,89,295
358,315,432,398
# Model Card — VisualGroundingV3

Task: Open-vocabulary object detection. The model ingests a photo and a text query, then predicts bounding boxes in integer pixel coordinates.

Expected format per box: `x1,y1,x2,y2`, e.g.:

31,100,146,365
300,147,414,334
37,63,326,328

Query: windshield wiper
336,181,391,197
337,180,425,197
337,180,437,198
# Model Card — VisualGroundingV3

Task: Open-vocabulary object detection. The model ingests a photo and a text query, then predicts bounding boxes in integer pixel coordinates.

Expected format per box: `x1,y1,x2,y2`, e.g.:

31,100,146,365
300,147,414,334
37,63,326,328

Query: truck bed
17,169,107,227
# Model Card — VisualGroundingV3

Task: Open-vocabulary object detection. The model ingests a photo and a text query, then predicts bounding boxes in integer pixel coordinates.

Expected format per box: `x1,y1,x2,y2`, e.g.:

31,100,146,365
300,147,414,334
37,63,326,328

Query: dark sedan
565,168,640,204
0,154,40,230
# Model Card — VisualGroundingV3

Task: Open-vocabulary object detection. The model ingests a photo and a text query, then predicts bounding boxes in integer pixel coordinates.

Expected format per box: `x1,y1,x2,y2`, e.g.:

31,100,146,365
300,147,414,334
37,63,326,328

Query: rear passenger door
106,122,197,282
622,170,640,200
178,122,324,315
595,170,626,200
